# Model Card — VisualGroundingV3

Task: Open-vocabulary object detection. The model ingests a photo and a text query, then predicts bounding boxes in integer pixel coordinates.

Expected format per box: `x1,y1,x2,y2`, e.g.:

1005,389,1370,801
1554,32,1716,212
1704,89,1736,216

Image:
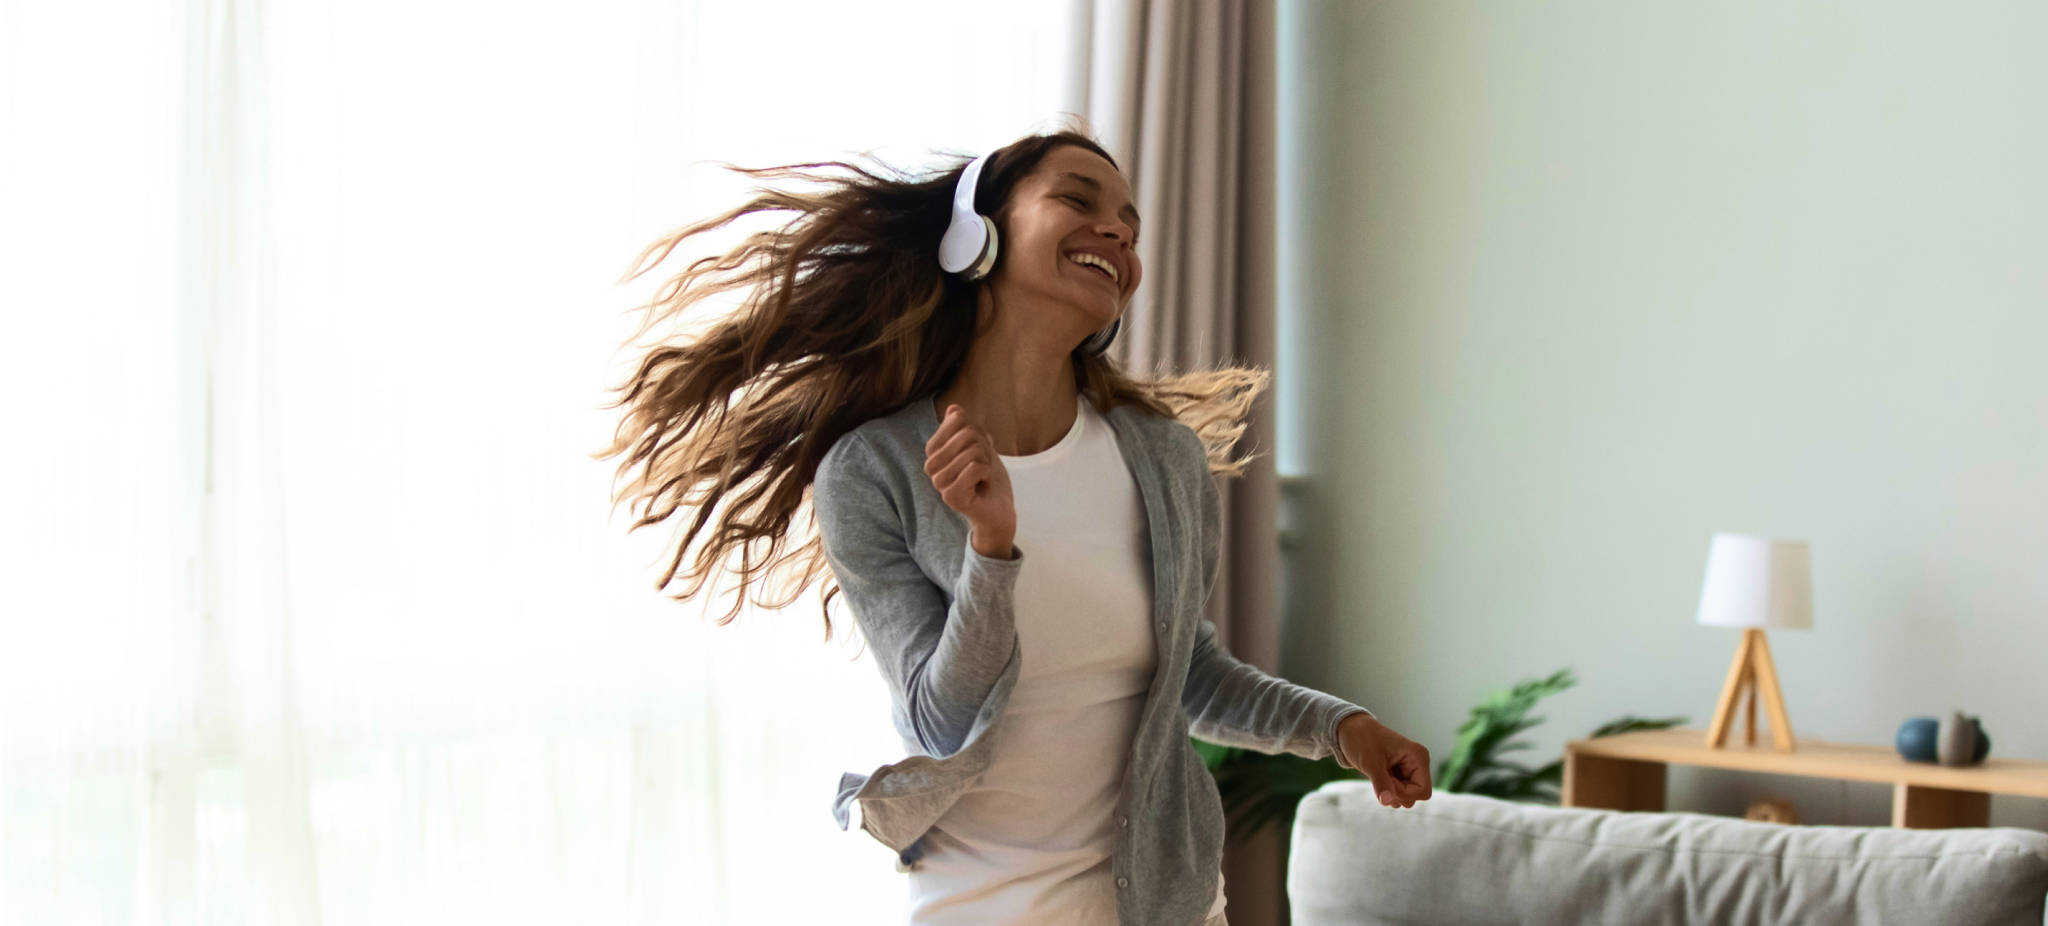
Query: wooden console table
1563,728,2048,828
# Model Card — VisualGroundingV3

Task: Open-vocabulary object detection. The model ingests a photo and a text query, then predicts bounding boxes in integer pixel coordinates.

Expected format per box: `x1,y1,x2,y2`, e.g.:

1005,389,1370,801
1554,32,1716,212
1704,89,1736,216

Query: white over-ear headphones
937,150,1124,356
937,152,1000,282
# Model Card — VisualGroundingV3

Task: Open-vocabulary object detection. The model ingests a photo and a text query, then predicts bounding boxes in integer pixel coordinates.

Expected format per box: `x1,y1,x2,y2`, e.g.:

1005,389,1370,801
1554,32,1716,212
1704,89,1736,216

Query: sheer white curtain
0,1,1083,923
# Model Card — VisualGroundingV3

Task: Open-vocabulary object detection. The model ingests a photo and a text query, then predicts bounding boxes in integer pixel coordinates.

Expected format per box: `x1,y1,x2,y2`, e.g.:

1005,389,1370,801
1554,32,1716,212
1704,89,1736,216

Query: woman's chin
1047,298,1118,336
1082,299,1122,332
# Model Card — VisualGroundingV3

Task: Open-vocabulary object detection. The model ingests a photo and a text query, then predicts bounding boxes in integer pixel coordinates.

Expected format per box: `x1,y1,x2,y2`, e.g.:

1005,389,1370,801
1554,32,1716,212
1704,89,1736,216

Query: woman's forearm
893,539,1024,756
1179,620,1370,760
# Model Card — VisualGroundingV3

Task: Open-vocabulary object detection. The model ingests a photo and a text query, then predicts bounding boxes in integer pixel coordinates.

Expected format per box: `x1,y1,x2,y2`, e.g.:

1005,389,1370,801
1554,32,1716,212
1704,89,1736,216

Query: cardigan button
1156,621,1168,633
1118,816,1129,828
1116,877,1129,889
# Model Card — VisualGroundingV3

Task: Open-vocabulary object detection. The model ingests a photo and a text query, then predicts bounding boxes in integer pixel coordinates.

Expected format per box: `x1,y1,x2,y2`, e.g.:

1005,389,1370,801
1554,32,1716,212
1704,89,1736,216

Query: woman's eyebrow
1054,172,1142,230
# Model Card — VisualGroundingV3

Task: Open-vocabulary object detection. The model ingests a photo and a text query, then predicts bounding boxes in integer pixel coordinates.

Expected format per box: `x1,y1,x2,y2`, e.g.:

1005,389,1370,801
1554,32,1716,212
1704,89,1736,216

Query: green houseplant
1196,668,1685,843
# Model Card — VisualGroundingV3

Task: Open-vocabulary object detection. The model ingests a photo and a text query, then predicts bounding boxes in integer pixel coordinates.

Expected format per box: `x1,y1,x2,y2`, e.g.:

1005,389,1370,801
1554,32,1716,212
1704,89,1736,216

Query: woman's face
989,145,1143,346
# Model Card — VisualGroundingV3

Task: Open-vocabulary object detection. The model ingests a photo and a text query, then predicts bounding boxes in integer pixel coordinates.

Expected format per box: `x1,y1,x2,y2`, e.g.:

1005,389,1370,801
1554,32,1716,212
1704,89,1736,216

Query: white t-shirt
905,397,1227,925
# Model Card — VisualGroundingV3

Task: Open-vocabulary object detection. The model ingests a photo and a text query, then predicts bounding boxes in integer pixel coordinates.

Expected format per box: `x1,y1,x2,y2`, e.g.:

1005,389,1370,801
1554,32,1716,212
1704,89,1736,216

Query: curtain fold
1067,2,1289,923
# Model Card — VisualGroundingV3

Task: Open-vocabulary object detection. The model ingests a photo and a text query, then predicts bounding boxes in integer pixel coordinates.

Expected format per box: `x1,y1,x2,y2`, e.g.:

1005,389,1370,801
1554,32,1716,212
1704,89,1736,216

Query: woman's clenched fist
1336,712,1433,809
923,404,1016,559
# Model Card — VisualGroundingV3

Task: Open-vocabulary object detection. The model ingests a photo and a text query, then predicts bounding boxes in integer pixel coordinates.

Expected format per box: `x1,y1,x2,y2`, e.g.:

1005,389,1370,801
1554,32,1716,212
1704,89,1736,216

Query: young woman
601,129,1432,926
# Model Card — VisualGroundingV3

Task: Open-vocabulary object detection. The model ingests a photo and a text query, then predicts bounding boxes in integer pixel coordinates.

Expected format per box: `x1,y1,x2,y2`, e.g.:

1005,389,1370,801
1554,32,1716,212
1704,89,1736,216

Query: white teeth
1066,251,1118,282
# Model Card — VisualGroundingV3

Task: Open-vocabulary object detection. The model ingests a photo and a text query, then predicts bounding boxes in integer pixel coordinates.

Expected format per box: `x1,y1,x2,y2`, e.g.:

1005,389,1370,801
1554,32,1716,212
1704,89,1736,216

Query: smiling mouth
1066,252,1120,284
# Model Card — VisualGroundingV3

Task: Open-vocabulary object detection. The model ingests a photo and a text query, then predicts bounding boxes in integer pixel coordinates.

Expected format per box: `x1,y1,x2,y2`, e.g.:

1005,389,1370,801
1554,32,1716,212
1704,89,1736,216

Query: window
1,1,1084,922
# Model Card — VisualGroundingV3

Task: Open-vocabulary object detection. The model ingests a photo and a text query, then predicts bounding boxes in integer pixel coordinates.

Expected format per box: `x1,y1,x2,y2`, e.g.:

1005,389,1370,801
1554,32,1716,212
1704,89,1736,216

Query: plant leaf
1436,668,1576,795
1590,715,1689,739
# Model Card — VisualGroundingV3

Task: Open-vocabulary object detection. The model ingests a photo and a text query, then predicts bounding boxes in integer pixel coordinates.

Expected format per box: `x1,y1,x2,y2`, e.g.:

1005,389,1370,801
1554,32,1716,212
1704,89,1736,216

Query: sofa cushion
1289,783,2048,926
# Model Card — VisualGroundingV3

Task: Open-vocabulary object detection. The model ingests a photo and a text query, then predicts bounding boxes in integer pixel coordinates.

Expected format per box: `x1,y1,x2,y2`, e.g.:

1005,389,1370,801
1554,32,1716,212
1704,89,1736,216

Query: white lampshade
1695,532,1813,630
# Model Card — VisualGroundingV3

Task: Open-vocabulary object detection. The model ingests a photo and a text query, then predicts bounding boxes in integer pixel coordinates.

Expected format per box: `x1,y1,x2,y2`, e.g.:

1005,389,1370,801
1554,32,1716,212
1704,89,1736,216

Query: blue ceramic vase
1896,713,1991,766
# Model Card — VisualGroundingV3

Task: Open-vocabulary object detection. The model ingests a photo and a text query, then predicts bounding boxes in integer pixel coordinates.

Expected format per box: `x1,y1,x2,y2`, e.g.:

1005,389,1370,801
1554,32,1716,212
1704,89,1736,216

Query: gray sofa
1289,783,2048,925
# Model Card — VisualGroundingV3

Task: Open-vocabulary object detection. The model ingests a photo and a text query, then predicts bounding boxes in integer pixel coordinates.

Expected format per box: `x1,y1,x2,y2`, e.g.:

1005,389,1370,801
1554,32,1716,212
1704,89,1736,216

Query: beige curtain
1064,1,1288,923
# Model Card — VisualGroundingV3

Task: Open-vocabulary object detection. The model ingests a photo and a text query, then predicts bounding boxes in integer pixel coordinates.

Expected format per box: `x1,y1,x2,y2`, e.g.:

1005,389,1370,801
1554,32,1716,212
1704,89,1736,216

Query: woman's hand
1337,712,1433,808
924,404,1016,559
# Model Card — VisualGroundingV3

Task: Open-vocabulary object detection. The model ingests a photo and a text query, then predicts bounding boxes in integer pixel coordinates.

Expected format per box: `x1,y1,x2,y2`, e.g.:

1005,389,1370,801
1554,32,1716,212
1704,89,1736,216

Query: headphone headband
952,152,989,218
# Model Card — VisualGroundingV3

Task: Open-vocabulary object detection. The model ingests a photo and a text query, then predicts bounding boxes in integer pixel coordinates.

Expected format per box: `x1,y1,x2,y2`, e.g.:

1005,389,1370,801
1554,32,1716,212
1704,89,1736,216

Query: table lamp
1696,532,1811,753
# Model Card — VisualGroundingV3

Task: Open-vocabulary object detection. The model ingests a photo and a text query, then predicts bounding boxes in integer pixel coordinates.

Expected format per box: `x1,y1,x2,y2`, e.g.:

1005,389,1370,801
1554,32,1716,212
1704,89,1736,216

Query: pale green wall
1278,0,2048,827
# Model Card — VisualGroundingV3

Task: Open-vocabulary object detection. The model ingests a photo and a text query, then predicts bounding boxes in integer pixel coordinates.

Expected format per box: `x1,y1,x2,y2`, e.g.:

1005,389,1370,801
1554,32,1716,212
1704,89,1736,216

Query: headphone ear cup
1082,315,1122,357
959,215,1000,282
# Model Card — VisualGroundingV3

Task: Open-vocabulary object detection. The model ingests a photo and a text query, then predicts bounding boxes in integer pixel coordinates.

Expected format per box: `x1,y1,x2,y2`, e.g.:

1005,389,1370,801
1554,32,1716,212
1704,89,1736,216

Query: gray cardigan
813,395,1369,926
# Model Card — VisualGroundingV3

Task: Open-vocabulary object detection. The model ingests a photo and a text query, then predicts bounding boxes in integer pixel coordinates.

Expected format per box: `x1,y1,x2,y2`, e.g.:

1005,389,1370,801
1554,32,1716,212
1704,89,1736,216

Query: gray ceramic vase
1936,711,1992,767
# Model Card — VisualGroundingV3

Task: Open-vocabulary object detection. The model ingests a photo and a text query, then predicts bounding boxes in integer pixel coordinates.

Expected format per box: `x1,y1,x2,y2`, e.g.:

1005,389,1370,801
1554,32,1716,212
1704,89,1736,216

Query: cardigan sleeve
1181,620,1371,764
1174,425,1372,765
813,430,1023,759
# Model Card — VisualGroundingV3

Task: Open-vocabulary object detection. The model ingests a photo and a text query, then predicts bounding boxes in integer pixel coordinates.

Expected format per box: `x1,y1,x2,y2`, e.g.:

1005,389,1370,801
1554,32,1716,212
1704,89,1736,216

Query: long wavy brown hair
596,128,1265,637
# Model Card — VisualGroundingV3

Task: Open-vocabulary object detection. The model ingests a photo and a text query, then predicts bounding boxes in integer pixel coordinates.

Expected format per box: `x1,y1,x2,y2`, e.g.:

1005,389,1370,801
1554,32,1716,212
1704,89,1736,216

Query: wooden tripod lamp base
1705,628,1795,752
1696,533,1811,754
